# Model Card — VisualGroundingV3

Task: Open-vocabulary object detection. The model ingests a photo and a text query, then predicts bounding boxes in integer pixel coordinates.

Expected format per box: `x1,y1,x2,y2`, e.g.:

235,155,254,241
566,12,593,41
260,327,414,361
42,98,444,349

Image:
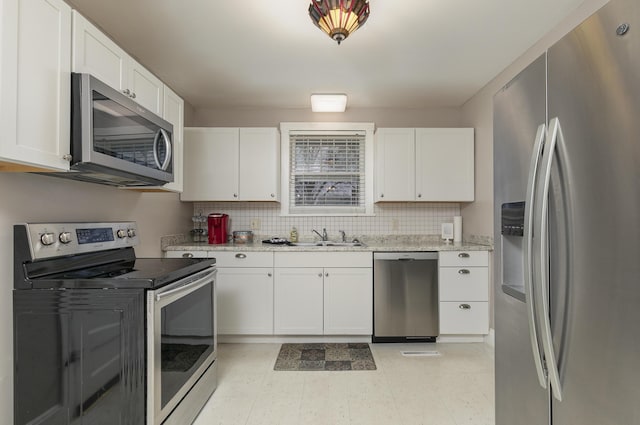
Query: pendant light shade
308,0,370,45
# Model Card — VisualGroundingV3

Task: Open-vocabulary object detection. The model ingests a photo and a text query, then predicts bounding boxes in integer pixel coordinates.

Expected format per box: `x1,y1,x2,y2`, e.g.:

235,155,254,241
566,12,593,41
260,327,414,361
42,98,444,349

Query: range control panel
21,222,139,259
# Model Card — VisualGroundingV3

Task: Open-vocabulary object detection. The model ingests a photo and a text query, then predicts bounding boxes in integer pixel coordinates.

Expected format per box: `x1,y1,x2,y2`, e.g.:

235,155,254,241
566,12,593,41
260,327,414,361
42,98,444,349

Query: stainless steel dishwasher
373,252,439,342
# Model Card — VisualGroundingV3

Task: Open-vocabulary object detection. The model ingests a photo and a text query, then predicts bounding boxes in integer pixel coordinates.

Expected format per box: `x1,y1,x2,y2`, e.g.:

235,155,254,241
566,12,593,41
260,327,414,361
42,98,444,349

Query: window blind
289,132,366,214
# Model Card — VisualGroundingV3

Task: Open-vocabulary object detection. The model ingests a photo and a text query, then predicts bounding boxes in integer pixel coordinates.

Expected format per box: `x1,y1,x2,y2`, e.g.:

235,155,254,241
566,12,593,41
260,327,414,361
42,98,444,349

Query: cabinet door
239,127,280,201
274,268,324,335
128,57,163,115
415,128,474,201
71,11,126,92
180,128,240,201
217,268,274,335
1,0,71,171
375,128,415,201
161,86,184,192
324,268,373,335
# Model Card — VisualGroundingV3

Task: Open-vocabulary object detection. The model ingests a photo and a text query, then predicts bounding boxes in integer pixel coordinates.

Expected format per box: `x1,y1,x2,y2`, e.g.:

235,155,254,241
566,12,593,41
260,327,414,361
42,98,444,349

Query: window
281,123,374,216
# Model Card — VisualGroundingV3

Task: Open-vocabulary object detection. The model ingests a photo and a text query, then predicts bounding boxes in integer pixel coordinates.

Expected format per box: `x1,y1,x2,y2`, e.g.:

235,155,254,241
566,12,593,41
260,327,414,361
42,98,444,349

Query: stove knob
127,228,136,238
40,233,56,246
117,229,127,239
59,232,72,244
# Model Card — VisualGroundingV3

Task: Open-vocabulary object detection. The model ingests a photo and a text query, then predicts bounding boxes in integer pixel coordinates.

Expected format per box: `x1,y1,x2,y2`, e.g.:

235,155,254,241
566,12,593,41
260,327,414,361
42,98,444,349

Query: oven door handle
155,268,215,302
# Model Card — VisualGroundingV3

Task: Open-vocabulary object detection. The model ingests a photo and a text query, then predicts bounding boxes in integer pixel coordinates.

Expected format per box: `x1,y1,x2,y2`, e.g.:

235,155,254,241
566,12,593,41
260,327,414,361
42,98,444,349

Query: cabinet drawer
439,267,488,301
439,250,488,267
439,301,489,334
165,250,208,258
212,251,273,268
274,252,371,268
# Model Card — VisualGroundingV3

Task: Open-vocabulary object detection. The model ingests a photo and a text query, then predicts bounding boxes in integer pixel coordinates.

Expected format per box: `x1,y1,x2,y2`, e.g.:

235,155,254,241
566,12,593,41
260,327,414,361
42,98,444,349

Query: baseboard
218,335,372,344
436,335,486,343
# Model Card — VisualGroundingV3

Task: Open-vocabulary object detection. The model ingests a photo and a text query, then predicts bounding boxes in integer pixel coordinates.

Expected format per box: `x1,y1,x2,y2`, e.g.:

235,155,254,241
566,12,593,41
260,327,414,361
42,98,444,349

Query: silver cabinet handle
62,154,72,161
317,273,323,278
270,193,275,198
380,193,384,198
131,92,136,99
233,193,238,198
458,269,470,275
267,273,272,277
535,117,564,402
325,272,329,277
524,123,547,390
458,252,470,258
235,253,247,259
417,193,422,198
182,253,194,258
122,88,131,96
459,304,471,310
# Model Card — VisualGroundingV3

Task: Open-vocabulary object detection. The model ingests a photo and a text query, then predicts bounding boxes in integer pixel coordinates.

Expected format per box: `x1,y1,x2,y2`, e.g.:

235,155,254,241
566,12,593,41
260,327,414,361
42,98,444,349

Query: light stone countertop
163,234,492,253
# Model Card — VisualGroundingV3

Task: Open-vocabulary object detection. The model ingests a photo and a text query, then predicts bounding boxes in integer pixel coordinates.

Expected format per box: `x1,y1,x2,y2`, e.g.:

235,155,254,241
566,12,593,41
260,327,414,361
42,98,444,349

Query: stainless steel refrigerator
493,0,640,424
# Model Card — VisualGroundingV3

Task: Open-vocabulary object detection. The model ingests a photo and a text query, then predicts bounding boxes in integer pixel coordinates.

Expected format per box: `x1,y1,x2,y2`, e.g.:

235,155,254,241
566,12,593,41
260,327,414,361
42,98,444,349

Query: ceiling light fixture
310,94,348,112
308,0,370,45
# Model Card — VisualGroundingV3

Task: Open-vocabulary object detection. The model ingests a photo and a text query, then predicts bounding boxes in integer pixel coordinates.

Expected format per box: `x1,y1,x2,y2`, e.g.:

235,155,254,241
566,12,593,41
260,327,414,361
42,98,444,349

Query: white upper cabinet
375,128,475,202
160,86,184,192
375,128,415,201
181,127,280,202
415,128,474,202
72,11,163,115
0,0,72,171
238,128,280,201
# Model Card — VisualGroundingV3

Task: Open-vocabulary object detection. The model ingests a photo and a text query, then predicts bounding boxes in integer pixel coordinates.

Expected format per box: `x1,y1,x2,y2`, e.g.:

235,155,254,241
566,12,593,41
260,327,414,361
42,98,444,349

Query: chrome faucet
339,230,346,242
312,228,328,241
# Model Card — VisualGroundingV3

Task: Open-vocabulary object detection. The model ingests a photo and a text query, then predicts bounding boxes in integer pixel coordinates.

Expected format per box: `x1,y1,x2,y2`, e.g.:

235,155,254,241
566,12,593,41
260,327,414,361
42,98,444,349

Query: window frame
280,122,375,216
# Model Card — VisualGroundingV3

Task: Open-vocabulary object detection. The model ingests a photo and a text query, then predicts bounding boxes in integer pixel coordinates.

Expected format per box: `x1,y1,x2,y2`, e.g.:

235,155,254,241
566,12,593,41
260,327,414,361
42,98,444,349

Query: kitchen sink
290,241,365,247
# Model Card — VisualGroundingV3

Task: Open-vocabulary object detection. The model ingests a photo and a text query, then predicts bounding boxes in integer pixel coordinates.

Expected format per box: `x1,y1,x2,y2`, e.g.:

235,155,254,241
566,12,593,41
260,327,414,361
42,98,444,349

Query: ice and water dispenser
501,202,526,301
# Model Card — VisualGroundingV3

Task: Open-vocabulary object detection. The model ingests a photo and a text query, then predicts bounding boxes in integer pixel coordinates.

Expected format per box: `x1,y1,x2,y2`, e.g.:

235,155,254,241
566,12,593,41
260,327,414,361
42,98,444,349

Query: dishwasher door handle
373,252,438,261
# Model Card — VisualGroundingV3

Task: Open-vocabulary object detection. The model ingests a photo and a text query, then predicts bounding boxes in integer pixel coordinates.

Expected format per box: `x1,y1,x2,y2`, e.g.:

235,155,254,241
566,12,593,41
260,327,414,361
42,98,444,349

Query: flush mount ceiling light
310,94,348,112
308,0,370,45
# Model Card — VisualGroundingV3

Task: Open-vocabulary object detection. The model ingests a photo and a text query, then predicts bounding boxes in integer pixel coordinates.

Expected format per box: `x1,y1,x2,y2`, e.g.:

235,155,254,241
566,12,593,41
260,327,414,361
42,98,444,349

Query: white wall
0,172,192,423
460,0,610,238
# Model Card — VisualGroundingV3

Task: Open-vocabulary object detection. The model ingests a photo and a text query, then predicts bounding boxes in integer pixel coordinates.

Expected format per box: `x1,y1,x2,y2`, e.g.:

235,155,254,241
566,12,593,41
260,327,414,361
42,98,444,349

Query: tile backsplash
192,202,460,240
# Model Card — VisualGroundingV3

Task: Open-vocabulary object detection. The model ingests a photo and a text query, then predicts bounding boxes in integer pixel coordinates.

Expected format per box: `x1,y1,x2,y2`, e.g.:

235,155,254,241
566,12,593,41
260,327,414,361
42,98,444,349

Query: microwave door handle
153,129,172,171
160,129,172,171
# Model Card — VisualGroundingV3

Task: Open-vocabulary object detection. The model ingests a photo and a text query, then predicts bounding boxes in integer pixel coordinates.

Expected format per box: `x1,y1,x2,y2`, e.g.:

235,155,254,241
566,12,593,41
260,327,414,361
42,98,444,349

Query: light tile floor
193,342,495,425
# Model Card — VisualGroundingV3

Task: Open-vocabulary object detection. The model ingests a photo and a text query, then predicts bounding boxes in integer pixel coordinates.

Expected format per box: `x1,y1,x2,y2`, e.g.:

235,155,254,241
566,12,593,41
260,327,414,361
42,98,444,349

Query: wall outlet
391,218,400,231
250,219,261,230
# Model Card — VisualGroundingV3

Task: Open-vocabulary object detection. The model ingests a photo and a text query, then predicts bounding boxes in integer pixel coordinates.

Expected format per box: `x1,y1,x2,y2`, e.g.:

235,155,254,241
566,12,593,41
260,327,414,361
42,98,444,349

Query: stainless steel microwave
57,73,174,187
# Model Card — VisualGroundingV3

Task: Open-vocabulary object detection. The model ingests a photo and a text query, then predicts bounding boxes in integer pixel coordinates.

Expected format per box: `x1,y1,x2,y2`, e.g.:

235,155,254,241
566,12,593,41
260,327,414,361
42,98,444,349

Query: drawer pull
458,269,470,275
267,273,272,277
318,273,323,278
182,253,194,258
235,253,247,259
459,304,471,310
458,252,470,258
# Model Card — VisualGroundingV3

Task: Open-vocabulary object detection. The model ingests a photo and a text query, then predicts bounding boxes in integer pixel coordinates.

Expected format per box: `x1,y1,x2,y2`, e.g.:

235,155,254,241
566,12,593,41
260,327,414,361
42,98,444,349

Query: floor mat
274,343,377,371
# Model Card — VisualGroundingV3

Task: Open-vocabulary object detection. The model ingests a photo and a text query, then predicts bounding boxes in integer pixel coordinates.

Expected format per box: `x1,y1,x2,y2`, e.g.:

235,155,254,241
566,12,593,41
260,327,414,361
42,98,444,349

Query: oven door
147,267,217,425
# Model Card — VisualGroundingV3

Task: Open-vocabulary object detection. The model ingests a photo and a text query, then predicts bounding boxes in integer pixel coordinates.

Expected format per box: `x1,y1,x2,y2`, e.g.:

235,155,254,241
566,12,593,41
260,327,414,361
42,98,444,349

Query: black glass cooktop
24,257,215,290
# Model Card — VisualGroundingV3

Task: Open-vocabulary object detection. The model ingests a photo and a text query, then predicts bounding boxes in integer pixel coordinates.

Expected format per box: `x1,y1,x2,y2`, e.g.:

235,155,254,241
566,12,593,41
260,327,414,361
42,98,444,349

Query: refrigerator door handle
535,117,564,401
523,123,548,389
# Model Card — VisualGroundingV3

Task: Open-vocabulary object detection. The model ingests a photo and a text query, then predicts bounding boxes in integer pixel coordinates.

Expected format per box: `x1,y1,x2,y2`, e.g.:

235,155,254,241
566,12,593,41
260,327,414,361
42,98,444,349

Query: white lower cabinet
274,252,372,336
214,252,274,335
438,250,489,335
217,267,274,335
323,267,373,335
274,268,324,335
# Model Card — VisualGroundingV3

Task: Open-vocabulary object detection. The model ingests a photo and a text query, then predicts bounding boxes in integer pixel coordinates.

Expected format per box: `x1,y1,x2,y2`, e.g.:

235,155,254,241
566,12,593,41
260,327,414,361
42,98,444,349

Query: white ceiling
67,0,586,110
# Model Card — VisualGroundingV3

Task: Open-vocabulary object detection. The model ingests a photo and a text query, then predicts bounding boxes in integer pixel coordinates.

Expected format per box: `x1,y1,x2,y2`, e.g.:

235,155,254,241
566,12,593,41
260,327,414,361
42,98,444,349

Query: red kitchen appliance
207,213,229,244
